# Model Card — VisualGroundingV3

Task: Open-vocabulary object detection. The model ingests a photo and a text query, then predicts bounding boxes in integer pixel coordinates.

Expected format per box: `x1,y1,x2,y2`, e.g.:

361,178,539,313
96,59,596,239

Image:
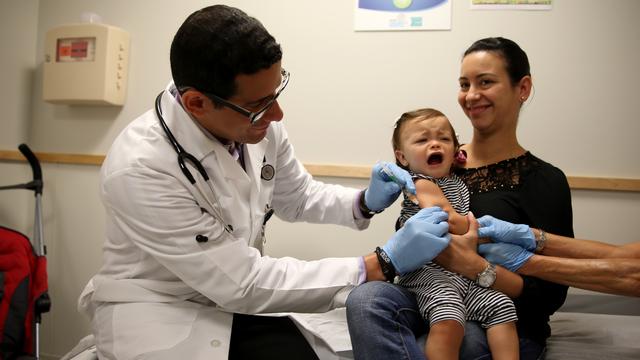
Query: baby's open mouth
427,153,443,165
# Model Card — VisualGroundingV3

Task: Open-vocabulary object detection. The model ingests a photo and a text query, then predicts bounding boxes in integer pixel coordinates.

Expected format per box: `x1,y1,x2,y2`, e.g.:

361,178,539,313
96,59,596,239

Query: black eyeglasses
189,69,290,125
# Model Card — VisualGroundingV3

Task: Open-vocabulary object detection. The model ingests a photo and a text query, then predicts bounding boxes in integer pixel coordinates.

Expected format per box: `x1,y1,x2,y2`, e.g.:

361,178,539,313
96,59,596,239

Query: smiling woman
346,37,577,360
450,37,575,359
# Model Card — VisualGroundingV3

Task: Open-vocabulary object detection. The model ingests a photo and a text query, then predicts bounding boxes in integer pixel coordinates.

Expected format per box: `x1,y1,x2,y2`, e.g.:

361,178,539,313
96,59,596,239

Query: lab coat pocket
112,302,198,358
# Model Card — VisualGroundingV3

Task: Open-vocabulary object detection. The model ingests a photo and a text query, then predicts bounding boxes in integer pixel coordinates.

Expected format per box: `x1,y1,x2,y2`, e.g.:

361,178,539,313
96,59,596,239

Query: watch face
478,273,495,288
477,265,496,288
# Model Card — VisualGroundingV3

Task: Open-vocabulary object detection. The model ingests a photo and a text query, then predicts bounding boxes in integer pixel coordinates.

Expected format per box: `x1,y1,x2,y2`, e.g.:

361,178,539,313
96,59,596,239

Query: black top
455,151,574,346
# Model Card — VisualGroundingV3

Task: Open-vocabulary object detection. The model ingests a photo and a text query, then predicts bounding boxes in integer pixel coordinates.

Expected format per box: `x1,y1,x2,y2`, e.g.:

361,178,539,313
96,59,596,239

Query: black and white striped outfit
397,172,517,328
398,173,470,225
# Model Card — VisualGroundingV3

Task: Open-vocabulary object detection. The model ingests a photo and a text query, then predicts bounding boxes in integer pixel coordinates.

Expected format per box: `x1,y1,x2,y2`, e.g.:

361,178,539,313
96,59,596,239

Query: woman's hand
435,212,485,279
437,212,526,297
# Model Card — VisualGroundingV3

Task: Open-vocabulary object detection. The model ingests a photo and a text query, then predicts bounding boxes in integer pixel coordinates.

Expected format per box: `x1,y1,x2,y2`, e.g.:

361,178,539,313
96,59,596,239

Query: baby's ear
394,149,408,167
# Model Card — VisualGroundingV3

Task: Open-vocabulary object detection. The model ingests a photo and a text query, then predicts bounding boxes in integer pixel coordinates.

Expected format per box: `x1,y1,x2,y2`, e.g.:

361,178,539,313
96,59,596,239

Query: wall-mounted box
43,23,130,106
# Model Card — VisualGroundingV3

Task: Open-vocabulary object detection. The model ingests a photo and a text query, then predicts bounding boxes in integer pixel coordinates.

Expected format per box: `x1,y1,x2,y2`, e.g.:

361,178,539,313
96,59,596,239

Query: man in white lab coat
78,5,452,359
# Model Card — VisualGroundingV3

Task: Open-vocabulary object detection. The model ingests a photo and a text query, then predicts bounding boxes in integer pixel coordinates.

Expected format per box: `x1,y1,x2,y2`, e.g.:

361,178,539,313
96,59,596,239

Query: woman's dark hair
463,37,530,86
170,5,282,100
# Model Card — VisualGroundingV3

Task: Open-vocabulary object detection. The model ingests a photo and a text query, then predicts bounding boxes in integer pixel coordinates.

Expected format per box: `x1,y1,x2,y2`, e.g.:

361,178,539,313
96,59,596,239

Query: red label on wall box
56,37,96,62
70,41,88,58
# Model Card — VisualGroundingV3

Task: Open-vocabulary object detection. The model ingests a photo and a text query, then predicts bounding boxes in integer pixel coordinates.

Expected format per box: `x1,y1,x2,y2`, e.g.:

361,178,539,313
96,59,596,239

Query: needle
380,164,418,205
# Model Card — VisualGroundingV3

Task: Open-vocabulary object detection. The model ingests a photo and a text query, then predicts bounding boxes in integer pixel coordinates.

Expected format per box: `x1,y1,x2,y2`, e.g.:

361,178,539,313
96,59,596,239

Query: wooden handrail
1,150,639,192
0,150,104,166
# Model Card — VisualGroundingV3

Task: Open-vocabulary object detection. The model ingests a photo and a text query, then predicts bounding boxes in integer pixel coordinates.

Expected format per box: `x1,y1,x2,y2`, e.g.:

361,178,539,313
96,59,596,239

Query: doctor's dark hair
463,37,530,86
392,108,460,170
170,5,282,102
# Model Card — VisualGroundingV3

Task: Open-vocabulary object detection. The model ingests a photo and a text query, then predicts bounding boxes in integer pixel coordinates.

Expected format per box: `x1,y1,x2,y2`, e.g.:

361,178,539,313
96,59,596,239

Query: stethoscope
154,91,275,236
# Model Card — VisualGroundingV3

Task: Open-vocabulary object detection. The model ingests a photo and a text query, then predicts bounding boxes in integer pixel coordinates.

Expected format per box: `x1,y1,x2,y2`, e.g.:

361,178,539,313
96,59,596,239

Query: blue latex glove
477,215,536,251
364,162,416,212
382,207,450,275
478,243,534,272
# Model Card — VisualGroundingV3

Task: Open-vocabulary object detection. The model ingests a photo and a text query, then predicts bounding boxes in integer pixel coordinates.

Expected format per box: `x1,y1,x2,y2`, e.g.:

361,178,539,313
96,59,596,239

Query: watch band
359,189,383,218
535,229,547,253
375,247,397,282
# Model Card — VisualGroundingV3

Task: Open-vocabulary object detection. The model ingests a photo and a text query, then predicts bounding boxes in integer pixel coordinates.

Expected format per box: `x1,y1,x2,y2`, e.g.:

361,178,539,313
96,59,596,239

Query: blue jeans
346,281,544,360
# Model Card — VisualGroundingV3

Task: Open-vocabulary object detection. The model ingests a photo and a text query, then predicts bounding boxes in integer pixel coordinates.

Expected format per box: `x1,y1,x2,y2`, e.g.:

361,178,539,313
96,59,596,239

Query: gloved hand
478,243,534,272
477,215,536,251
364,162,416,212
382,207,450,275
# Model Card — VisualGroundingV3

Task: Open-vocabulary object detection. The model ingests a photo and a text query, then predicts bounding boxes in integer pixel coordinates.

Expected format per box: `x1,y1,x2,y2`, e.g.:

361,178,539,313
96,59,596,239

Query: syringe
380,164,418,204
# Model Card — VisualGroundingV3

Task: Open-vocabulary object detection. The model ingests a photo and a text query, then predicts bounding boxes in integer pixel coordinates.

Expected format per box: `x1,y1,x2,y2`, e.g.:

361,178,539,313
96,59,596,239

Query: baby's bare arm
415,179,469,235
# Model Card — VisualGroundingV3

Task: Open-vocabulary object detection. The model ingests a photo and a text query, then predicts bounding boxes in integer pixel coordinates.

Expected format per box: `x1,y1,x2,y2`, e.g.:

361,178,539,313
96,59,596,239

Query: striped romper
396,173,517,328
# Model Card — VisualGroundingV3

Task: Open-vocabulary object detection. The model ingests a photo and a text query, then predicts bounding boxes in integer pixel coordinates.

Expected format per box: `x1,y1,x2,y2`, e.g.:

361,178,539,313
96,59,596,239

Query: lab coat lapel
245,139,269,193
211,144,248,182
161,83,247,182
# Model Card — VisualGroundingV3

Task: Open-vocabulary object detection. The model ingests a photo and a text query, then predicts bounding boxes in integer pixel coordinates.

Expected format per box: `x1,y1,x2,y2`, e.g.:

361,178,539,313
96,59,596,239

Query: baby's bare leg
425,320,464,360
486,322,519,360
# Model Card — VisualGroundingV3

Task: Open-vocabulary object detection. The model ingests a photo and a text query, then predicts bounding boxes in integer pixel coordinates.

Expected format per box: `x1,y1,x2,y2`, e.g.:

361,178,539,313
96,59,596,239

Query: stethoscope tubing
155,91,232,233
154,90,276,237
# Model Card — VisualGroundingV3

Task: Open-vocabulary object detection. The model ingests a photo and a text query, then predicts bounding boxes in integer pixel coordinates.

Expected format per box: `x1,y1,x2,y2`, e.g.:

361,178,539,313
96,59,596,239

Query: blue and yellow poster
354,0,451,31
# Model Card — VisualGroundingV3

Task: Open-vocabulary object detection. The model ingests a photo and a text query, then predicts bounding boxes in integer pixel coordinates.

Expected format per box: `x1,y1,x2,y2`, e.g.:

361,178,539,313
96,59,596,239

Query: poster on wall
354,0,451,31
471,0,552,10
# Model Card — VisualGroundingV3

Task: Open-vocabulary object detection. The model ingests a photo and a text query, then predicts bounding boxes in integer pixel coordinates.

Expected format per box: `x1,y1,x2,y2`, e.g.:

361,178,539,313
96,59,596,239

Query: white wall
22,0,640,179
1,0,639,358
0,1,39,237
0,0,38,147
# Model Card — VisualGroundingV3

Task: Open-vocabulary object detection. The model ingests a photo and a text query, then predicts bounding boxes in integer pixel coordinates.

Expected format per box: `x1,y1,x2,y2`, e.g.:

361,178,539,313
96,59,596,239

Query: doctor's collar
170,85,232,146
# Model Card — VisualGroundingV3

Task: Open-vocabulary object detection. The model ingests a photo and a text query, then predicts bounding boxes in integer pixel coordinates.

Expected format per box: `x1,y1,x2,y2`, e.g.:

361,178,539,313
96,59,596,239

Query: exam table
62,294,640,359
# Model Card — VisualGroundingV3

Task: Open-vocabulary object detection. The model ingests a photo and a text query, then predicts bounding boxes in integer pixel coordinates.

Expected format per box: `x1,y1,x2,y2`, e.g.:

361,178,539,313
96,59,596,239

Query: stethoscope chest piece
261,164,275,181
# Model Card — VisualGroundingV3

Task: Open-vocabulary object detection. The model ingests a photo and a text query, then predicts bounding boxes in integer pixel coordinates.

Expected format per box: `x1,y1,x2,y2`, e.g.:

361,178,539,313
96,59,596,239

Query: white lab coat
78,83,368,359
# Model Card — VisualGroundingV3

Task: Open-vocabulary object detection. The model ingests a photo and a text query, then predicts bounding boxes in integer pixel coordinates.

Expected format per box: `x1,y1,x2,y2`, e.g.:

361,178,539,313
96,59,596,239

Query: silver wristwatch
476,263,497,288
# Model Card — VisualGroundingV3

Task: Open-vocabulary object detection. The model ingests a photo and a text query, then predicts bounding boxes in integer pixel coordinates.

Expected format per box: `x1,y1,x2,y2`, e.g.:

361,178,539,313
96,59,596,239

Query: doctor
78,5,451,360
